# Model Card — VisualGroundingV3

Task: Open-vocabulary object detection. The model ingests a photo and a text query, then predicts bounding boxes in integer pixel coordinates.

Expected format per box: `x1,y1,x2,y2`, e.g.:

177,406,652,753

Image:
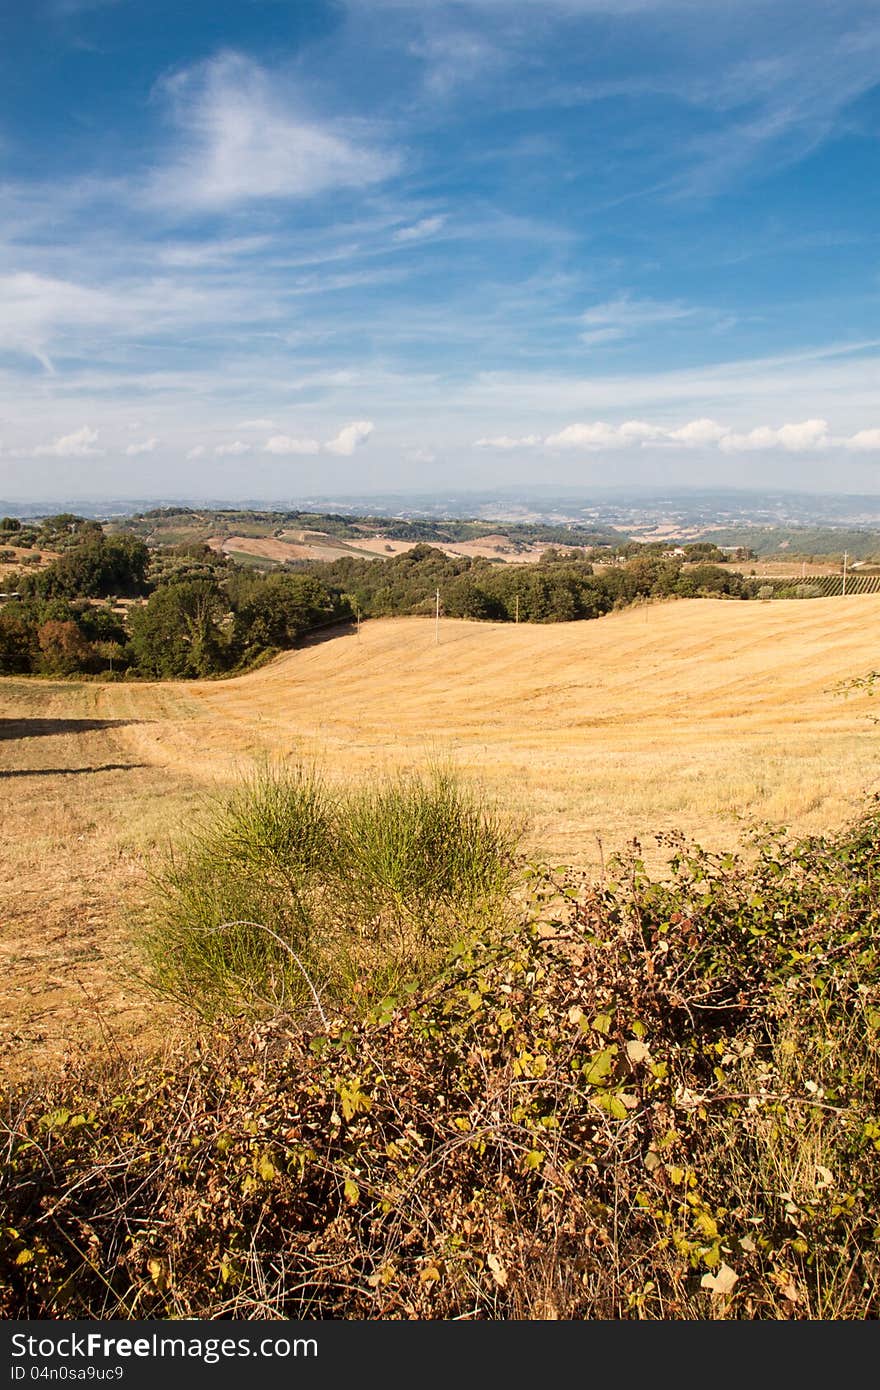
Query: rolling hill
2,593,879,1073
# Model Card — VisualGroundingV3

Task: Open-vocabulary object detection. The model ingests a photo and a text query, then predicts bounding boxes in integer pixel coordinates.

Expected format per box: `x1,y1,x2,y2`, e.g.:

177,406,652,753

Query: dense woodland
0,515,346,678
305,541,750,624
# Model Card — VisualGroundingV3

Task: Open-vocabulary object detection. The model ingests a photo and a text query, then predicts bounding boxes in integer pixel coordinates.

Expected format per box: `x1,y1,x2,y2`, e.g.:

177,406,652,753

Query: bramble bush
1,804,878,1318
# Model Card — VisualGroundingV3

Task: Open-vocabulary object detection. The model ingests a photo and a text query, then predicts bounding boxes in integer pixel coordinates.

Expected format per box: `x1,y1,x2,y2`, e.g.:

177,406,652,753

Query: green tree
129,580,228,677
230,572,341,656
19,534,149,601
0,612,34,673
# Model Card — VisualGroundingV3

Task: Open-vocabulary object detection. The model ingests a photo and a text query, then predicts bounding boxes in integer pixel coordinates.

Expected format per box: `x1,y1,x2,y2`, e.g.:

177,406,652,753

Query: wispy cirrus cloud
146,53,400,214
392,215,447,243
0,267,283,373
474,434,542,449
579,296,704,346
263,435,321,456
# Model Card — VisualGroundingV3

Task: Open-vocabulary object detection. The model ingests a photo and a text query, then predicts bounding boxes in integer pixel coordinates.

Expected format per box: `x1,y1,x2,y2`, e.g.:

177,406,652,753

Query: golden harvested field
2,595,879,1076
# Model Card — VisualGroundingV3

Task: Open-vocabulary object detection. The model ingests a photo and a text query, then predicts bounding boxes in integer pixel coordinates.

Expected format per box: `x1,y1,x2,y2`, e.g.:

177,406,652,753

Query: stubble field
2,594,879,1076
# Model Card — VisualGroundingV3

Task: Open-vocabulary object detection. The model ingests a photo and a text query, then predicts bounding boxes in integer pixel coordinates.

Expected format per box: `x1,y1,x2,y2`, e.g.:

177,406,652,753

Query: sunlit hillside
2,594,879,1074
102,595,880,862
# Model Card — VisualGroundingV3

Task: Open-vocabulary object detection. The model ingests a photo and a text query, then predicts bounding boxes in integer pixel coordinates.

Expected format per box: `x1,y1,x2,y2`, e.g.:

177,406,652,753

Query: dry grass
0,680,201,1078
2,594,879,1074
0,546,57,582
101,594,880,865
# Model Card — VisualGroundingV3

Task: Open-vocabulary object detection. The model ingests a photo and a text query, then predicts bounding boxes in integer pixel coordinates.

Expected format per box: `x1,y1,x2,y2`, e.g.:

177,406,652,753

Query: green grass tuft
143,760,520,1018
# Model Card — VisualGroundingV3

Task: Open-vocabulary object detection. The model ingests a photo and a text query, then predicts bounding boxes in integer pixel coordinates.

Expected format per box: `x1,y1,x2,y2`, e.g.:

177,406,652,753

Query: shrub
327,765,519,995
143,765,337,1017
143,762,519,1018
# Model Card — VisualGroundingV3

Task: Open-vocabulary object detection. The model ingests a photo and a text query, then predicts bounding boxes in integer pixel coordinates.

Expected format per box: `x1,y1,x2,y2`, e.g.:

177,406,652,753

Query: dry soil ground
2,595,879,1078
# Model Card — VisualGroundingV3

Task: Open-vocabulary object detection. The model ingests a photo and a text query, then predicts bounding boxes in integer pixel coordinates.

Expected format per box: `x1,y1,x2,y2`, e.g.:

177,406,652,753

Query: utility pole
842,550,848,598
435,588,440,645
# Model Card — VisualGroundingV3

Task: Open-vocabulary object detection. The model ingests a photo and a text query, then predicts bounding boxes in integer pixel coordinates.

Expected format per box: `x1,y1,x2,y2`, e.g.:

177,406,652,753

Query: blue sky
0,0,879,500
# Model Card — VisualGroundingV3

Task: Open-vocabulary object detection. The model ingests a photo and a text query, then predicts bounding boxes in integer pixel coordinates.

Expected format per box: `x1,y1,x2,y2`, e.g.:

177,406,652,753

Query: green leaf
583,1046,616,1085
257,1153,277,1182
592,1091,628,1120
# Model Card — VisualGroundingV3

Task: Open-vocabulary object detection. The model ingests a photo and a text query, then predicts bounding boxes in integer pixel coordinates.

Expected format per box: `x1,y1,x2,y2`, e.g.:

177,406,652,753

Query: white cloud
545,421,626,449
668,417,729,446
148,54,398,213
324,420,375,456
845,428,880,450
720,418,830,452
409,448,437,464
33,425,103,457
474,434,541,449
263,435,321,455
186,444,206,459
617,420,666,442
125,436,159,456
512,415,875,454
775,418,831,450
215,440,251,456
0,268,281,372
393,215,446,243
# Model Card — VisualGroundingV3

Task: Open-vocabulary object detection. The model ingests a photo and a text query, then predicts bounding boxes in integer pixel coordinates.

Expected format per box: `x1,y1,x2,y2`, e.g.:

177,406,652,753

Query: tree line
304,543,752,624
0,531,347,678
0,523,784,681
